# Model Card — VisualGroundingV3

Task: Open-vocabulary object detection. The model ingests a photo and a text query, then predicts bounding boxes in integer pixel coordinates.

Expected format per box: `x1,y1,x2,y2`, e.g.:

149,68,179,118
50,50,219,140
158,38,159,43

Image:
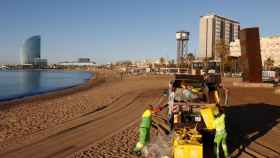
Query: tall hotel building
198,14,240,60
20,35,41,65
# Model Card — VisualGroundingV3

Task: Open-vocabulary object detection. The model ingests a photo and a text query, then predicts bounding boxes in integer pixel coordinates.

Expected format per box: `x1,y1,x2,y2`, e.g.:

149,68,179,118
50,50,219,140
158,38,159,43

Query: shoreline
0,71,100,109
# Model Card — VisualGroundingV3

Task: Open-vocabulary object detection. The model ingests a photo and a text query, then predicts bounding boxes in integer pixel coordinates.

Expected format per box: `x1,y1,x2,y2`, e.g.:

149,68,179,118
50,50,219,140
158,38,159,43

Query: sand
0,69,171,158
0,72,279,158
70,77,280,158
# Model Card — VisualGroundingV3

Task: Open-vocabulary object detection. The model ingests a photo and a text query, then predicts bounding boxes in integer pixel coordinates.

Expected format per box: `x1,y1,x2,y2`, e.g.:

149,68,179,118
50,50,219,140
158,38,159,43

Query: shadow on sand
225,103,280,157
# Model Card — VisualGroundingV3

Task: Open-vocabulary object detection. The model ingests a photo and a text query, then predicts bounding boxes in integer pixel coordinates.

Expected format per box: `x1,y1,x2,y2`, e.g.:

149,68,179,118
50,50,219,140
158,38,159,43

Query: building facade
78,58,90,63
198,14,240,59
230,36,280,66
132,58,170,68
58,58,96,66
33,58,48,68
20,35,41,65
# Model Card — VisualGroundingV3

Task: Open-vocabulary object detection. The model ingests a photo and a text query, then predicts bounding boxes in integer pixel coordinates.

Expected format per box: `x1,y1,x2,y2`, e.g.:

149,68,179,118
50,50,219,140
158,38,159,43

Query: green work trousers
214,132,228,158
139,127,150,145
133,127,150,152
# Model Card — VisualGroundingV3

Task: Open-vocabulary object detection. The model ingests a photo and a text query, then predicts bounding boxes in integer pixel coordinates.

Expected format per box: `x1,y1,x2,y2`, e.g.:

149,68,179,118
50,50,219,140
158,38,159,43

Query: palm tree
186,53,195,69
159,57,165,67
215,40,230,77
264,57,274,70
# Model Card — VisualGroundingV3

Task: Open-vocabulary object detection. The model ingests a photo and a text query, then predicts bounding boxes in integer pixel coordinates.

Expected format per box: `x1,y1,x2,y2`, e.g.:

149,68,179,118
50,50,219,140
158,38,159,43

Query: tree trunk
220,60,224,77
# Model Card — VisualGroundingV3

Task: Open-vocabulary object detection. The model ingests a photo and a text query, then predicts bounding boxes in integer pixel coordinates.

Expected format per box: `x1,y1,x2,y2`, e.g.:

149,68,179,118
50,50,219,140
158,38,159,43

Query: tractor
151,74,228,158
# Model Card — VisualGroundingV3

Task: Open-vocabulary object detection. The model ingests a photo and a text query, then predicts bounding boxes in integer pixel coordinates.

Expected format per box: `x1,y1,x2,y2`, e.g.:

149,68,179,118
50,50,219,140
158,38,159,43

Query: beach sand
70,77,280,158
0,72,280,158
0,69,171,158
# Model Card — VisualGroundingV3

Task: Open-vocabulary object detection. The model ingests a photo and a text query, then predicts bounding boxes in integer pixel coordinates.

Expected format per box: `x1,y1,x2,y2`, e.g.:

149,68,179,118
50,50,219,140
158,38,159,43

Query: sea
0,70,93,102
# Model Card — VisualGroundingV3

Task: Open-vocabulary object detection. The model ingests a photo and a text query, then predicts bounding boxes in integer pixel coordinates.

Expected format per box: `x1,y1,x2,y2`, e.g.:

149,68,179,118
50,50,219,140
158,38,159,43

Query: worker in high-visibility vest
213,108,229,158
133,105,153,155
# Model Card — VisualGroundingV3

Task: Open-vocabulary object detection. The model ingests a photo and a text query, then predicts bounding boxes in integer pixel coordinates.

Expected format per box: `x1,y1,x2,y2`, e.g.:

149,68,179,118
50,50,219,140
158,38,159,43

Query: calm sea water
0,70,93,102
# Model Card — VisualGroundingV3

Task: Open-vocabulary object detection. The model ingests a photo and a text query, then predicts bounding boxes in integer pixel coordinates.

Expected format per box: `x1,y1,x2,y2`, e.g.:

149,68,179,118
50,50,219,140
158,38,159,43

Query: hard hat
142,109,152,117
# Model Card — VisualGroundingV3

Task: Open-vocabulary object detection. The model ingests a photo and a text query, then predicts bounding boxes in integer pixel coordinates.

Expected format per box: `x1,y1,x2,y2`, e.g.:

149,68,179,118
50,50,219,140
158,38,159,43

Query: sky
0,0,279,64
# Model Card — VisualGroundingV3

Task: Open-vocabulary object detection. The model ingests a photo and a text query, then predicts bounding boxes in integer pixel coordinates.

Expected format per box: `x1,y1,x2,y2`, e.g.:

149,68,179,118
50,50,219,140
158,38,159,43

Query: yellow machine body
173,143,203,158
168,74,225,158
173,128,203,158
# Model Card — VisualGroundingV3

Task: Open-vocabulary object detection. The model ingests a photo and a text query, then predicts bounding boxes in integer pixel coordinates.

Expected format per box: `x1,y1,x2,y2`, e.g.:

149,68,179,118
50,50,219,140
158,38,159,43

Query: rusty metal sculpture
240,27,262,82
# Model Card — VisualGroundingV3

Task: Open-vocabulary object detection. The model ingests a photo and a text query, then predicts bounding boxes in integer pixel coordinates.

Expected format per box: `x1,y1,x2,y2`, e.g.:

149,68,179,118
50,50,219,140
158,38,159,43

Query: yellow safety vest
214,113,226,133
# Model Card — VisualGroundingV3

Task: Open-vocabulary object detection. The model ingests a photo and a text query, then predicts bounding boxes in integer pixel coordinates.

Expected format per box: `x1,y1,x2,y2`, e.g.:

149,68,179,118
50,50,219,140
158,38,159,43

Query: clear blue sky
0,0,279,64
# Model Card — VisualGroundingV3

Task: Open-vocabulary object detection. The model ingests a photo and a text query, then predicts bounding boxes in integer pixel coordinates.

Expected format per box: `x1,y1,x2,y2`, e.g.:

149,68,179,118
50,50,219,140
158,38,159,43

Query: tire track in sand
0,89,161,158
